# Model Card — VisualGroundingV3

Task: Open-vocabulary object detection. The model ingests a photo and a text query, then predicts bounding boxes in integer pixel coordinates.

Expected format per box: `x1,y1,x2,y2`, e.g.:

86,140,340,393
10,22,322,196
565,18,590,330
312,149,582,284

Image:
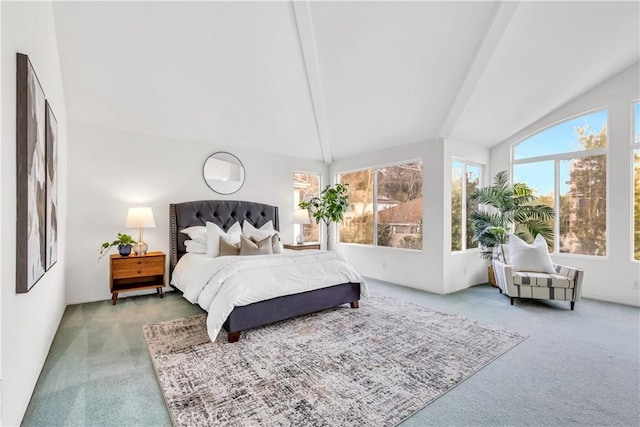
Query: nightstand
283,243,321,251
109,251,166,305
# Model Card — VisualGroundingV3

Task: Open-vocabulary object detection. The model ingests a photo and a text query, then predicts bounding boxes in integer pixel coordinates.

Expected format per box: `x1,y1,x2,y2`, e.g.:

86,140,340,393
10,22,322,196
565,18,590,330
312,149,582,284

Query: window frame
511,107,609,258
632,100,640,262
293,170,322,244
451,158,484,253
336,158,423,251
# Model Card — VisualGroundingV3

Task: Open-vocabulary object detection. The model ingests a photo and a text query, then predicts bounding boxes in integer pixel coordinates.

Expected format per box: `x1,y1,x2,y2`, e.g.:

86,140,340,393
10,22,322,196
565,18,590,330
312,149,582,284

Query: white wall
66,123,328,304
329,140,447,294
1,2,68,425
491,63,640,306
442,138,491,294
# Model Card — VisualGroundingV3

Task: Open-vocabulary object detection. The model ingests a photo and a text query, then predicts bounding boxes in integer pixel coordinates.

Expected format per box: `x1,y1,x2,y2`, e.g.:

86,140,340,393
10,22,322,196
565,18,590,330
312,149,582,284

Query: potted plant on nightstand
299,183,349,250
99,233,137,259
469,170,554,286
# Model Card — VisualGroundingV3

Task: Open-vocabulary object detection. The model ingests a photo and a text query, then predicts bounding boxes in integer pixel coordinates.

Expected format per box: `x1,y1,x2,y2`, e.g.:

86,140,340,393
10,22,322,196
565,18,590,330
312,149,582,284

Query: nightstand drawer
112,257,164,279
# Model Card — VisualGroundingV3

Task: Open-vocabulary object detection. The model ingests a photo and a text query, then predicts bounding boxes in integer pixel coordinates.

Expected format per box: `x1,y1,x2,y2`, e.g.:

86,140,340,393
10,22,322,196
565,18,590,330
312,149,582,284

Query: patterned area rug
143,295,526,427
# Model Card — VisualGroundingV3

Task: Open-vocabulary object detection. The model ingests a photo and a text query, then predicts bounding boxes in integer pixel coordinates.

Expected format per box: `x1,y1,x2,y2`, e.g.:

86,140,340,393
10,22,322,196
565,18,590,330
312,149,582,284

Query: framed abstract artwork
45,100,58,270
16,53,46,293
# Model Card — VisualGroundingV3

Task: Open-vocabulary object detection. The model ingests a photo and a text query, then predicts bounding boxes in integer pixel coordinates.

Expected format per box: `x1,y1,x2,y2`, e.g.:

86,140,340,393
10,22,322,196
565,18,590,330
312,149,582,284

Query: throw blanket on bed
171,251,369,341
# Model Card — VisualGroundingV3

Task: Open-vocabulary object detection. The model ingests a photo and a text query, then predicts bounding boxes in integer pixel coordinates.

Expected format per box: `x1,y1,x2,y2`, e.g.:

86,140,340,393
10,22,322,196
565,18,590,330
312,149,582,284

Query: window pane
559,155,607,255
294,172,320,243
635,149,640,260
339,170,374,244
514,161,555,249
466,164,481,249
377,162,423,249
514,110,608,159
451,162,463,251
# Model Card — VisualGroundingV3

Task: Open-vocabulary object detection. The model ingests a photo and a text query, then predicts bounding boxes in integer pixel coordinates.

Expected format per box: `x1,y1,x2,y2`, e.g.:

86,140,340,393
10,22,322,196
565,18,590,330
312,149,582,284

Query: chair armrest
492,260,514,293
552,264,584,301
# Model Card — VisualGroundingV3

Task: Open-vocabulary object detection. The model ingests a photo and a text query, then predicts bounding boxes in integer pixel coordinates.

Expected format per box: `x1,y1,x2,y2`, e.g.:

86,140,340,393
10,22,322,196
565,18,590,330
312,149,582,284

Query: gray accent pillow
240,235,274,256
219,236,240,256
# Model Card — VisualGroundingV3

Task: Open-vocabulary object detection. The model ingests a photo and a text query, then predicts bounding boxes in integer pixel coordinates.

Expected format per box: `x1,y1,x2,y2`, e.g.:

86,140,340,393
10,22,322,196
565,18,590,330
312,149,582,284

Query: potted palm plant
469,171,555,285
299,183,349,249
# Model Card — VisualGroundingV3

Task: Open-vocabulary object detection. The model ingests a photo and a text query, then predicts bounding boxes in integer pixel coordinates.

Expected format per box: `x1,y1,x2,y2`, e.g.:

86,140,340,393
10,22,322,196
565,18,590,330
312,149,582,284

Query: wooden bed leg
350,300,359,309
227,331,241,343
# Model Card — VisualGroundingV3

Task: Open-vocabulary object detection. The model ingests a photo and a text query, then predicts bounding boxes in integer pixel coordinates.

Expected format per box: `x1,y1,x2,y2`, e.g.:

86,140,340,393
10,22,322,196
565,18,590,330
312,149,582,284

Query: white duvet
171,250,368,341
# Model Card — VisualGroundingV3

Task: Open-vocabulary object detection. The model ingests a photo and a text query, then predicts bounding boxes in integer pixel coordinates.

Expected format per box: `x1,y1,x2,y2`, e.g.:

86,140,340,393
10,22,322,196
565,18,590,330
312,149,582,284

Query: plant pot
118,244,132,257
488,265,498,288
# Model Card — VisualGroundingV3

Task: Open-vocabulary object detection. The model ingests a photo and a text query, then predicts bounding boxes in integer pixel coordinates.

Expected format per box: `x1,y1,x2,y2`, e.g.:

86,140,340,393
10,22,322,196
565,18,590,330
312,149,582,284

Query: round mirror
203,152,245,195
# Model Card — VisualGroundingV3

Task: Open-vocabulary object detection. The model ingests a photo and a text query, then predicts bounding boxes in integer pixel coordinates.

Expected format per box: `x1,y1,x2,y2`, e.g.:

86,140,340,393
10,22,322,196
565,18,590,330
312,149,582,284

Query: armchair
491,245,584,310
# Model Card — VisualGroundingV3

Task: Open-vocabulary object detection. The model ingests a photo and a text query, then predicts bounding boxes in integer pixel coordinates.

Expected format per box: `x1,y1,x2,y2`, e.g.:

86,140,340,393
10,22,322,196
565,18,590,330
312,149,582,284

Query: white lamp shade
125,207,156,228
293,209,311,225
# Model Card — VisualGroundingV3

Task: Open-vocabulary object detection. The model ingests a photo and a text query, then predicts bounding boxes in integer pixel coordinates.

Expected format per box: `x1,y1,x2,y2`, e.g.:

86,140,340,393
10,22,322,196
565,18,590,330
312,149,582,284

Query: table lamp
126,206,156,255
293,209,311,245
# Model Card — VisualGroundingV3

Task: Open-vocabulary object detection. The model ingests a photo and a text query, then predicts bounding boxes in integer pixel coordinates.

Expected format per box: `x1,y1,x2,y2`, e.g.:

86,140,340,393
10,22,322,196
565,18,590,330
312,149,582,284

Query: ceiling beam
292,0,333,164
438,1,520,140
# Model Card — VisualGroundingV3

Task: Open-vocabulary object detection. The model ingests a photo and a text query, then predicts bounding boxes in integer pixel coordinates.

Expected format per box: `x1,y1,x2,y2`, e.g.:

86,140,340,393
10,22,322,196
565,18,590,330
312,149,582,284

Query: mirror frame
202,151,246,195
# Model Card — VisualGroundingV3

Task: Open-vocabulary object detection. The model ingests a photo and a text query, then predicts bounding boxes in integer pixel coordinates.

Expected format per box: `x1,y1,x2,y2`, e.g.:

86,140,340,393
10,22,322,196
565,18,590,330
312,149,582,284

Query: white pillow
508,233,555,273
180,226,207,243
185,239,207,254
206,221,242,257
242,220,276,242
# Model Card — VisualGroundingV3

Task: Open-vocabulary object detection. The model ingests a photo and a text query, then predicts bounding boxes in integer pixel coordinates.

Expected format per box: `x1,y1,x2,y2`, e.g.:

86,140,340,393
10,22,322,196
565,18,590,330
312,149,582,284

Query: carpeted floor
22,279,640,426
144,296,526,426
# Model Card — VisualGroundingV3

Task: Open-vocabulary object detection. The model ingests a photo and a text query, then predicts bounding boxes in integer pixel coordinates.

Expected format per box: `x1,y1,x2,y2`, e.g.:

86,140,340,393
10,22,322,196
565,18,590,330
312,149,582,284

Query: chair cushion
513,271,573,289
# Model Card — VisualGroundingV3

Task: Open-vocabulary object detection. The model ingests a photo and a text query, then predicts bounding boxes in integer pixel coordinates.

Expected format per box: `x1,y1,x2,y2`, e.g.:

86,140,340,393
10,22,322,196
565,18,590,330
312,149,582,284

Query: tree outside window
339,161,423,249
294,172,320,243
633,101,640,260
513,109,608,256
451,161,482,251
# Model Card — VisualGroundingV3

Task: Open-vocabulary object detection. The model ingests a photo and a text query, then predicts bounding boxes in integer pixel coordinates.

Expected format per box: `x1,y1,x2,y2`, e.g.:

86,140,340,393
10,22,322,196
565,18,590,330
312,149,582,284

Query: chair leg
570,301,575,311
510,297,514,306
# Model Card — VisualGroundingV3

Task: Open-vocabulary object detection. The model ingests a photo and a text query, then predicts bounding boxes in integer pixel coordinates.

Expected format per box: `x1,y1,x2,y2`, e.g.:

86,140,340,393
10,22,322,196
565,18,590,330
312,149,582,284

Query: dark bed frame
169,200,360,342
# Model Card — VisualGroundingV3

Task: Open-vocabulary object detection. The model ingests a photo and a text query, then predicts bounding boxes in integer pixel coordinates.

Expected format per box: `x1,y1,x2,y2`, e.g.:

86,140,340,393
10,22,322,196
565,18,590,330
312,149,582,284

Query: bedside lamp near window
126,206,156,255
293,209,311,245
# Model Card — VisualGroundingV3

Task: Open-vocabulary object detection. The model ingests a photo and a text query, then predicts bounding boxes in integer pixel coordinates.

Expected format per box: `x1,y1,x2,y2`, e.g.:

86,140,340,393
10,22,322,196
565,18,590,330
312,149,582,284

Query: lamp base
133,241,149,256
296,234,305,245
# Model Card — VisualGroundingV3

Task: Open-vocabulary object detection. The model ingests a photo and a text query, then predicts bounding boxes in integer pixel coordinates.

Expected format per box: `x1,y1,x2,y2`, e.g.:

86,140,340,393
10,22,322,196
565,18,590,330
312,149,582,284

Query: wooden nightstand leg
112,292,118,305
157,287,164,298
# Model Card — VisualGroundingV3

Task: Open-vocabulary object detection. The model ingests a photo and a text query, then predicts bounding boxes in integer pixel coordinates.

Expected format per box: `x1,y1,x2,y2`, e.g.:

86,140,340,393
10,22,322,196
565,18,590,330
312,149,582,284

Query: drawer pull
137,271,141,274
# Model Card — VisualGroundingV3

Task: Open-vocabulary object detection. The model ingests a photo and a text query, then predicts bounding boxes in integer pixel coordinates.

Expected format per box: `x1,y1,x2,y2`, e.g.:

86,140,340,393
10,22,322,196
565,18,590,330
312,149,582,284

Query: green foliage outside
377,223,391,246
559,125,607,255
451,167,481,251
634,151,640,260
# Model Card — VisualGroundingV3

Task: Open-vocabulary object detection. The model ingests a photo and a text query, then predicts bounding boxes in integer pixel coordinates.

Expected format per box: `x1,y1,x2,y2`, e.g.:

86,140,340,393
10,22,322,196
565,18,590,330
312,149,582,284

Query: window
294,172,320,243
339,161,423,249
633,102,640,260
513,109,608,256
451,161,482,251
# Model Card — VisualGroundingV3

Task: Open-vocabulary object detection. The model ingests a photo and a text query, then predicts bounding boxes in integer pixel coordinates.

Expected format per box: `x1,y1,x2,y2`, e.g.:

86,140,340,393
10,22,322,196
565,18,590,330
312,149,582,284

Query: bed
169,200,366,342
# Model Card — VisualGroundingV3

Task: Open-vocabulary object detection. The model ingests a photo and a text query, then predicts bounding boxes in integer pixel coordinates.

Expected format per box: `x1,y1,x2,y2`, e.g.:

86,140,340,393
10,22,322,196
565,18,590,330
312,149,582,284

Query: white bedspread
171,250,368,341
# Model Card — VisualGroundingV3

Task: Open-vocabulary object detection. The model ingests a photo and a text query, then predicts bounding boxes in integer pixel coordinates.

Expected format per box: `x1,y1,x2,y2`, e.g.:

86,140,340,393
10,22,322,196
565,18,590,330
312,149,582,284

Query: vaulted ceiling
52,1,639,163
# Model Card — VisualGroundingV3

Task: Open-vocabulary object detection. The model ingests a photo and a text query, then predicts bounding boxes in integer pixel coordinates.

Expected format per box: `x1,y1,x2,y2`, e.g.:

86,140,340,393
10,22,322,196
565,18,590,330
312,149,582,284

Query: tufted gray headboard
169,200,279,273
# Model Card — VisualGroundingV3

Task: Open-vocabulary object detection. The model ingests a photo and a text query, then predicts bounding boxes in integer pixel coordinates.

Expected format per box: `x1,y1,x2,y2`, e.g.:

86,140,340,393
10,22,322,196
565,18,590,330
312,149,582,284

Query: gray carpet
143,296,526,426
21,280,640,427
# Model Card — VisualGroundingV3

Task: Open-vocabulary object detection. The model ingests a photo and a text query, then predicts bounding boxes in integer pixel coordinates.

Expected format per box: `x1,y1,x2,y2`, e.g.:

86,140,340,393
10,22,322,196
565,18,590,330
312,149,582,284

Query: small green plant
99,233,136,259
299,183,349,248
